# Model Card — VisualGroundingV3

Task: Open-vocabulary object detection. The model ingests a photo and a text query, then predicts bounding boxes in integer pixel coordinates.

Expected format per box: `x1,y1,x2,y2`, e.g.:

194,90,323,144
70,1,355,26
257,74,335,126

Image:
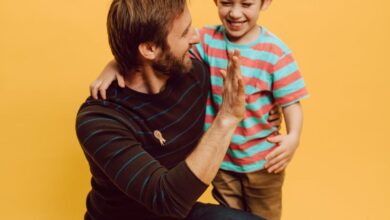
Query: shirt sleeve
272,52,309,107
76,104,208,218
189,28,209,64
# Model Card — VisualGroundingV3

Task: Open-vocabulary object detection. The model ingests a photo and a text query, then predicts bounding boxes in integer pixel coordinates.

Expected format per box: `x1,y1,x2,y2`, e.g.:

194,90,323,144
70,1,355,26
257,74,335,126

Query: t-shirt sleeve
272,52,309,107
76,105,207,218
189,28,209,64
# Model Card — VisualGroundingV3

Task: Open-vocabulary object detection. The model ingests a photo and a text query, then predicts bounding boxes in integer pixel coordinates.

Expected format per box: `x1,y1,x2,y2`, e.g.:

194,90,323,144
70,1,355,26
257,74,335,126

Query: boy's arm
265,102,303,173
90,60,124,100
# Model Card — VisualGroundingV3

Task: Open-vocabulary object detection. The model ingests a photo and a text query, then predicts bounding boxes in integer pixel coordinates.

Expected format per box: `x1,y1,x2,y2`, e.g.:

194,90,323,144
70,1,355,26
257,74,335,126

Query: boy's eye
242,3,253,7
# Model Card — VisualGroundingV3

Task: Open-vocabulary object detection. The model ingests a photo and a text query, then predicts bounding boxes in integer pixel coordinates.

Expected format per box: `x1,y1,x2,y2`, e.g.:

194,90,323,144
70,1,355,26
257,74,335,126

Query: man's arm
76,50,245,218
186,49,245,184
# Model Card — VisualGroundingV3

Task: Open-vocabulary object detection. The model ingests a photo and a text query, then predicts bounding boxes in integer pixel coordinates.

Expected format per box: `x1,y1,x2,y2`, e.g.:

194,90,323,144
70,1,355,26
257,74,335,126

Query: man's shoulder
188,58,210,83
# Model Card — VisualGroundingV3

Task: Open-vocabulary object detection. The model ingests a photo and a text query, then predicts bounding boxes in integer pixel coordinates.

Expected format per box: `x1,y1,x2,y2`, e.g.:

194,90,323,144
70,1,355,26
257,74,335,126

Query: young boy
91,0,308,219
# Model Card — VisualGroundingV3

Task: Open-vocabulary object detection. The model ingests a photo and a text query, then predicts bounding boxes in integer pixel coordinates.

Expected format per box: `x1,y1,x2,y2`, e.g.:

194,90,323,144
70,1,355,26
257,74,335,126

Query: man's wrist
215,112,241,127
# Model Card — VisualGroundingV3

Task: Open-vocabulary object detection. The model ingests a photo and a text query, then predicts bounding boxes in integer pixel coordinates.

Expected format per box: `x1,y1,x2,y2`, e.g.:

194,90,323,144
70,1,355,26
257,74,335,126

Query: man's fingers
219,69,227,80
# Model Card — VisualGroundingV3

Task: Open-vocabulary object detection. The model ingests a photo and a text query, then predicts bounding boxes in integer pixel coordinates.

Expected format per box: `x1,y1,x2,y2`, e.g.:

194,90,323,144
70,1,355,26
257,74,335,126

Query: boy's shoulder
197,25,225,40
259,27,292,56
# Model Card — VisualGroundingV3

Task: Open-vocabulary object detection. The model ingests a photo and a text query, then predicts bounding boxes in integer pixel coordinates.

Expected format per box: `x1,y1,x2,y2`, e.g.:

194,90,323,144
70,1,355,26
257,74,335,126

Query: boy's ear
260,0,272,11
138,42,159,60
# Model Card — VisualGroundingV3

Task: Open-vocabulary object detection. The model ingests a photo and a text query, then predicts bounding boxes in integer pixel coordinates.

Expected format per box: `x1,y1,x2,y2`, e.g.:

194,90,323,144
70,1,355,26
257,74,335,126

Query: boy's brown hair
107,0,187,75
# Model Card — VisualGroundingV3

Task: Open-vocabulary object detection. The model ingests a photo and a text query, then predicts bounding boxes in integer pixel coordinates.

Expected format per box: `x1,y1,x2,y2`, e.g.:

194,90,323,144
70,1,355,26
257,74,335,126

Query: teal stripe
246,96,273,111
231,129,276,144
227,140,275,159
205,111,272,130
281,94,309,107
204,34,226,50
191,44,207,63
205,105,216,116
204,122,211,131
273,78,306,98
221,160,266,173
210,93,272,112
210,76,269,95
273,62,299,80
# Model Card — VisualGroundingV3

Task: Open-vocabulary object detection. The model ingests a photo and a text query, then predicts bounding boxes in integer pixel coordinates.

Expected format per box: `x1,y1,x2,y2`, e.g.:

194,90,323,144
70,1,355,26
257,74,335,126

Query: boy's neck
226,25,261,45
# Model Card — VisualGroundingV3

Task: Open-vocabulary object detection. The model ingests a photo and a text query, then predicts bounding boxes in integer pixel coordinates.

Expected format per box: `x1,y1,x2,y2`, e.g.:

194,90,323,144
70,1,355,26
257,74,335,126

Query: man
76,0,278,219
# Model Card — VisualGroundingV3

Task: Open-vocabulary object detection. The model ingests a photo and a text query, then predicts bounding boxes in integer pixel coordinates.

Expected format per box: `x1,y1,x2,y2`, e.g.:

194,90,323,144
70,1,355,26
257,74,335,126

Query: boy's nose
229,6,242,19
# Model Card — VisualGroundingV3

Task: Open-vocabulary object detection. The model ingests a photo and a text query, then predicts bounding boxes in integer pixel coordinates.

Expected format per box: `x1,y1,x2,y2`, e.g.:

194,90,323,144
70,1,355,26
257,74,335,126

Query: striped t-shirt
191,25,308,173
76,59,210,219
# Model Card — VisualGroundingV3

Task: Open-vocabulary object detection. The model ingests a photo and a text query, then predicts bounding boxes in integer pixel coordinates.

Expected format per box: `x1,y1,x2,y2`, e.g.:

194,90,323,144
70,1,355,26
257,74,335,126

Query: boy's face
215,0,269,43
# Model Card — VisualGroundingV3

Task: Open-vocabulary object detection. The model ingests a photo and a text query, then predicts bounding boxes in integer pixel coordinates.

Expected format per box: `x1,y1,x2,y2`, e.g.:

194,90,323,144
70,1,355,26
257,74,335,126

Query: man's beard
152,48,192,77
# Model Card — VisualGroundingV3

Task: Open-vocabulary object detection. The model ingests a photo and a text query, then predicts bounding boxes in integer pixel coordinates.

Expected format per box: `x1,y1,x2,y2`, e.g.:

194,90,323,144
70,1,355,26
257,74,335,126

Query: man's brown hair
107,0,187,75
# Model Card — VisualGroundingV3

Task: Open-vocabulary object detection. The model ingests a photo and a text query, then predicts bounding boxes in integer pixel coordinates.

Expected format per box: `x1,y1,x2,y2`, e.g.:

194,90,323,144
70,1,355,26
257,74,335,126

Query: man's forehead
170,6,192,36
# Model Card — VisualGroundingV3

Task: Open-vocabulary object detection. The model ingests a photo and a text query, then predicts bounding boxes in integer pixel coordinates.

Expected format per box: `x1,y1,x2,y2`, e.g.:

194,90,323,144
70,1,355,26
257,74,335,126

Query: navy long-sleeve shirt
76,59,211,220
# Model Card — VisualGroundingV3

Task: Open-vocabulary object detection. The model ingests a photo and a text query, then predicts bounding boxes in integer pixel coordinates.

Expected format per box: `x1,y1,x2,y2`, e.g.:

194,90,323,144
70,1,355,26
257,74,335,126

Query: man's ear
260,0,272,11
138,42,159,60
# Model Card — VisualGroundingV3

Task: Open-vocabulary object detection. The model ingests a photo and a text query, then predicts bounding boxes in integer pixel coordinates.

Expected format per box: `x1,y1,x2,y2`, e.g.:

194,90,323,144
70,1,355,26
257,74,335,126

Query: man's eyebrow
181,21,192,37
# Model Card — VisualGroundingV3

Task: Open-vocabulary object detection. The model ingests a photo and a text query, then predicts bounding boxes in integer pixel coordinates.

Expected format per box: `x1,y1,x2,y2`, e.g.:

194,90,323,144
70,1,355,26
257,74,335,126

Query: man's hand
90,60,125,100
219,49,246,122
264,134,299,173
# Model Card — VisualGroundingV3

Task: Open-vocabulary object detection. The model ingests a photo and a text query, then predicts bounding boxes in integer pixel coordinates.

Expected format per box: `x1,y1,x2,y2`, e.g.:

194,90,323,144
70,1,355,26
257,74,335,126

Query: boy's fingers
267,135,283,144
269,118,281,128
99,87,107,100
117,73,125,88
90,80,102,100
268,160,287,173
265,151,284,168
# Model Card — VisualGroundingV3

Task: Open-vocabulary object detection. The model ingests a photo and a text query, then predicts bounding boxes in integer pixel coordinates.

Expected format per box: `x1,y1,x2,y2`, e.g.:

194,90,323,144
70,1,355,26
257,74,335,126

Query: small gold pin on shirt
154,130,166,146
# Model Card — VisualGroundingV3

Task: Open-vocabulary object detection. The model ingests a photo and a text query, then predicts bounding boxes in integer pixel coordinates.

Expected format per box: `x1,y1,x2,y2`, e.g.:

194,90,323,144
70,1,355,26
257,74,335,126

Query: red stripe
251,43,285,57
199,27,224,40
228,132,279,151
274,54,295,72
209,82,271,105
223,144,277,165
273,70,302,90
275,87,308,106
207,47,274,73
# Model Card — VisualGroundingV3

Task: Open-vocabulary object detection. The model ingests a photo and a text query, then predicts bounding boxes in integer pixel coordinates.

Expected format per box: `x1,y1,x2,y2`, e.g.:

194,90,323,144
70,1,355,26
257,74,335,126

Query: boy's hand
264,134,299,173
268,105,282,130
90,60,125,100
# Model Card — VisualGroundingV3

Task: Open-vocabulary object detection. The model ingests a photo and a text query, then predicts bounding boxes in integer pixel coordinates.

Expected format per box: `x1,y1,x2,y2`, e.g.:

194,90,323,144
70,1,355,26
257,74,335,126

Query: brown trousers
212,169,285,220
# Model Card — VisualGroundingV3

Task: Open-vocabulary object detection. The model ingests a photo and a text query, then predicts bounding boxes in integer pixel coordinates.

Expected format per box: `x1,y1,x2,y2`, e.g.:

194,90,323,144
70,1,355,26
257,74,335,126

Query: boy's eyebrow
181,21,192,37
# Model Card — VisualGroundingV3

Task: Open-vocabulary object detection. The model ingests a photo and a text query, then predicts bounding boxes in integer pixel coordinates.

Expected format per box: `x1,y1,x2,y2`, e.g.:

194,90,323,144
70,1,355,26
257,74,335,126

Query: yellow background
1,0,389,219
